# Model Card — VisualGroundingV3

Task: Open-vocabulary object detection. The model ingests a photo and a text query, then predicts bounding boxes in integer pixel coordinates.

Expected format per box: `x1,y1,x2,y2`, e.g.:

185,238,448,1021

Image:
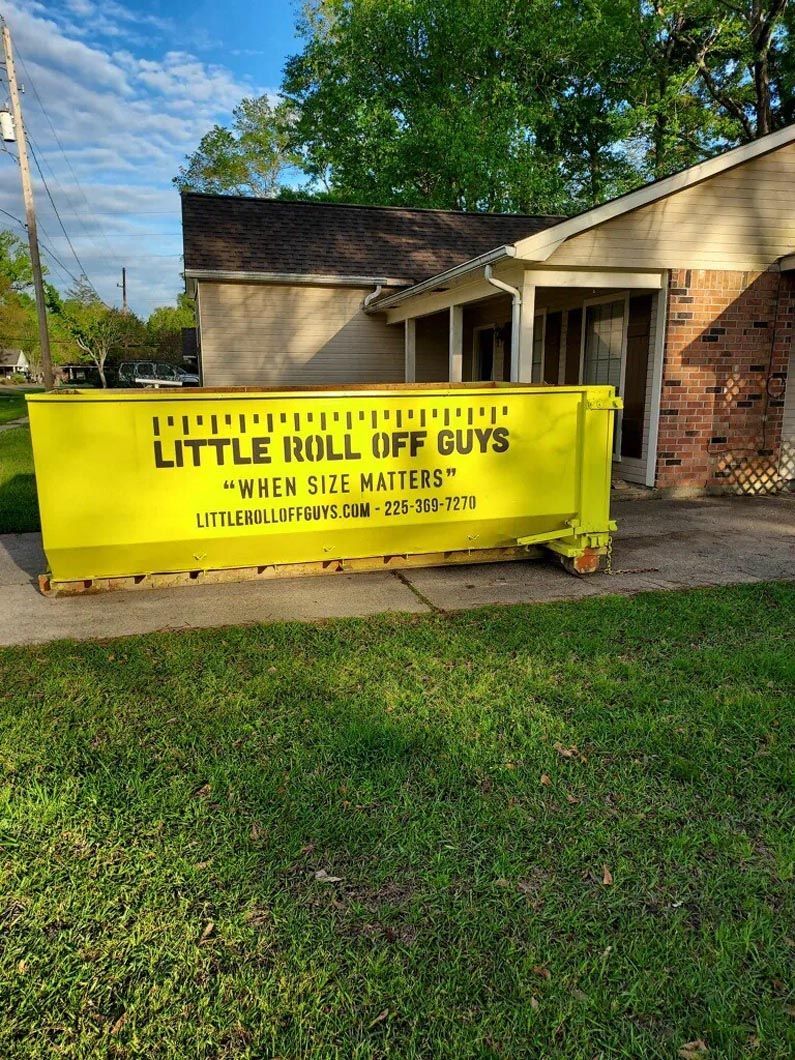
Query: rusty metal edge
39,545,545,597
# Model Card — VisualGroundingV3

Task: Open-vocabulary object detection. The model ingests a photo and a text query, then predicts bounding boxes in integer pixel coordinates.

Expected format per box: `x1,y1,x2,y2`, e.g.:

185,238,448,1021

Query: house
0,348,29,379
181,123,795,494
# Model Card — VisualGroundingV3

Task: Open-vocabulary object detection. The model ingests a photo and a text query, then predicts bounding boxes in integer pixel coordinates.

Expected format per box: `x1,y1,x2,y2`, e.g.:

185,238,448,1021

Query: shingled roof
181,193,564,284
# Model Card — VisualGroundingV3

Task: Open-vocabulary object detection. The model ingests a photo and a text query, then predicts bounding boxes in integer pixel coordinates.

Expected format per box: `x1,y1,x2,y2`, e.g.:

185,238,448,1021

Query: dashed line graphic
151,399,512,440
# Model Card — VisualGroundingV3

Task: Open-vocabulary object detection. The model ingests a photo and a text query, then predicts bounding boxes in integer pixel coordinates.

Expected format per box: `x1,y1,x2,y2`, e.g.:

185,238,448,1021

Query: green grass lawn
0,426,39,533
0,387,37,425
0,584,793,1057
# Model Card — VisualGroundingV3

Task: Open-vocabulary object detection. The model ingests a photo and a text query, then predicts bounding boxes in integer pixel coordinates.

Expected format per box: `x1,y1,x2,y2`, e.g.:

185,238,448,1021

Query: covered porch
378,266,667,487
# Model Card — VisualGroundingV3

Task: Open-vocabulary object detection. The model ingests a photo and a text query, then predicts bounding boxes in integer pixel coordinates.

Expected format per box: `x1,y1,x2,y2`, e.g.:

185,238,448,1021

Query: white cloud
0,0,269,315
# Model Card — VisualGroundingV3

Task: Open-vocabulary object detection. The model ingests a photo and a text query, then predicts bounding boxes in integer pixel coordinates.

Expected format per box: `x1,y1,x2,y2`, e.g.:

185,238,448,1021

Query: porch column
449,305,463,382
404,318,416,382
516,274,536,381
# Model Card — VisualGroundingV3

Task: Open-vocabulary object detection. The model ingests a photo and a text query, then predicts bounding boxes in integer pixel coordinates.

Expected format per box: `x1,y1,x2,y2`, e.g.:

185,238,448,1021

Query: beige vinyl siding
198,282,404,386
544,144,795,271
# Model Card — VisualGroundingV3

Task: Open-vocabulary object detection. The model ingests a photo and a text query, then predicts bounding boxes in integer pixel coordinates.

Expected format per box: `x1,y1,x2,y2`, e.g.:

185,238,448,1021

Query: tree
690,0,791,140
146,293,196,360
0,230,37,292
0,274,29,351
173,96,297,196
282,0,577,211
176,1,794,213
57,297,145,388
0,231,70,379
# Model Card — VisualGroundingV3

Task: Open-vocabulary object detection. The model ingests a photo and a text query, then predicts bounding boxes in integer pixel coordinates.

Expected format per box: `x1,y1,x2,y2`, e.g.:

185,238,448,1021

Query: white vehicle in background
116,362,200,388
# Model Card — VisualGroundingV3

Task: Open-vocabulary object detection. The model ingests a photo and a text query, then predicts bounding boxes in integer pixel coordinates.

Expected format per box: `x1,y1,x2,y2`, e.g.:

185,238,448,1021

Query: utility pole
118,266,128,312
1,22,53,388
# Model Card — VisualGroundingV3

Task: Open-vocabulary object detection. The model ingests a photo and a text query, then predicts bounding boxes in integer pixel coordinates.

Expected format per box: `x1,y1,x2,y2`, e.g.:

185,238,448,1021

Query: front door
621,295,652,460
583,299,627,454
474,326,510,381
475,327,494,381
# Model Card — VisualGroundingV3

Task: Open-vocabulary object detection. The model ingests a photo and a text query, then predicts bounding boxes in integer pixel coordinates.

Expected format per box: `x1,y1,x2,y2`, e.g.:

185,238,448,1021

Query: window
531,314,545,382
583,300,624,389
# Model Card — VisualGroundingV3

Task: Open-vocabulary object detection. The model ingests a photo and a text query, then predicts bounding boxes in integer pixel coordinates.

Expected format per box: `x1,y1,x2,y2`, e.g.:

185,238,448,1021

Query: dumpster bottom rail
38,544,560,597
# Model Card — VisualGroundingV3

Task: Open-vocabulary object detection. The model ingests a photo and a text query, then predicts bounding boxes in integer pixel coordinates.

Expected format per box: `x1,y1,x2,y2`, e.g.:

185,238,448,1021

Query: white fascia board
779,253,795,272
366,245,516,312
184,270,411,287
522,268,665,289
514,123,795,262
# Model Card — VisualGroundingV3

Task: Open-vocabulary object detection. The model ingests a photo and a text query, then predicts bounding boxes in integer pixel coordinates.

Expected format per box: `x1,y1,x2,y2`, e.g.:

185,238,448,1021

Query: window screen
532,315,544,382
583,301,624,389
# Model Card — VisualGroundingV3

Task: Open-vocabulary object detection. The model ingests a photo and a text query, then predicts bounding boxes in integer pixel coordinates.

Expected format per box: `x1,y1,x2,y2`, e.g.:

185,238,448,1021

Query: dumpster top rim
27,382,617,403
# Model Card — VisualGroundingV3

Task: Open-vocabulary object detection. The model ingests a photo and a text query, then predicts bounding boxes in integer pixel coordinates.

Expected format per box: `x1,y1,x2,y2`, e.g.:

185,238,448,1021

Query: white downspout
484,264,521,381
363,285,383,308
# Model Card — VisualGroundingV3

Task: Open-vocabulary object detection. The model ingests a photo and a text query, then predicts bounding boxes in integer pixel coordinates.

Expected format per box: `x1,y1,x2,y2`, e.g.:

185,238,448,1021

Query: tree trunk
98,360,107,388
750,0,787,137
754,53,772,136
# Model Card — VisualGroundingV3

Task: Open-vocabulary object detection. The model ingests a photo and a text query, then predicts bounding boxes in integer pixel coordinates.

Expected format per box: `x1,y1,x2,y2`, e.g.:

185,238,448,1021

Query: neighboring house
182,123,795,493
0,348,29,379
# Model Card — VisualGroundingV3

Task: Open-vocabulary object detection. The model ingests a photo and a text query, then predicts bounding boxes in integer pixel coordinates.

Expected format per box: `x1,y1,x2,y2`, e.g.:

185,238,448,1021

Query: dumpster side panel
27,386,617,582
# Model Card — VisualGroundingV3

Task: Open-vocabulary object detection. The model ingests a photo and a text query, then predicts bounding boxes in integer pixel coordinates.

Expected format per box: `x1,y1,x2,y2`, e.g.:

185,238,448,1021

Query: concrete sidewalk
0,416,28,434
0,494,792,647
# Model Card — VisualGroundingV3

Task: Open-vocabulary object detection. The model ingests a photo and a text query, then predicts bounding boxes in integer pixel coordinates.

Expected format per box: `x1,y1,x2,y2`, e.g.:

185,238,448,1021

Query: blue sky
0,0,301,315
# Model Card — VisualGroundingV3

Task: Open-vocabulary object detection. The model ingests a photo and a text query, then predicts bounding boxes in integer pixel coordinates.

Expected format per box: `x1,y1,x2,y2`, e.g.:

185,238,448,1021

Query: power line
14,45,120,267
25,129,98,292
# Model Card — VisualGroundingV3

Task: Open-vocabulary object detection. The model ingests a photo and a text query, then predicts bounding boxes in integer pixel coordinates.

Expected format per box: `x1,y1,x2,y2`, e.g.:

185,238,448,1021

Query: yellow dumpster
27,383,621,594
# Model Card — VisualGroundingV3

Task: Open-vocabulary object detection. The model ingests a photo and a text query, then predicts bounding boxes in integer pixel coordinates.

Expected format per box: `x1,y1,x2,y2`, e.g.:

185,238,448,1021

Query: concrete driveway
0,494,792,647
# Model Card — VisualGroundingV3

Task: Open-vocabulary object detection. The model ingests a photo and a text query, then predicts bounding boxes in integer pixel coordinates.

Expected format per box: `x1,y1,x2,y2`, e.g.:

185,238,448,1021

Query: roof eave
515,122,795,261
184,269,411,288
365,245,517,313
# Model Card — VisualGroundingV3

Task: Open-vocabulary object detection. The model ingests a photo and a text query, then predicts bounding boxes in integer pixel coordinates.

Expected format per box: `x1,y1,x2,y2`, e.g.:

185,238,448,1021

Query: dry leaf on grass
566,793,580,805
314,869,342,883
194,783,211,798
250,822,267,841
198,921,215,944
368,1009,389,1029
246,908,270,928
530,996,540,1011
602,865,614,886
678,1040,708,1058
540,774,552,787
110,1013,127,1036
553,742,578,758
531,965,551,980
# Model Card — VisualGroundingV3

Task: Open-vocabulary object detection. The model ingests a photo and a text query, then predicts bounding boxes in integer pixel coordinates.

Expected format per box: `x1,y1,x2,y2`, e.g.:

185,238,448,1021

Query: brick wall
656,268,794,492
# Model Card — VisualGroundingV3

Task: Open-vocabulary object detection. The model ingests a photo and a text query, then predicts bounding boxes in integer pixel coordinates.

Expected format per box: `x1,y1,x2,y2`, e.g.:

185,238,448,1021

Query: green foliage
0,274,30,352
173,96,298,196
54,300,147,387
0,583,792,1054
145,293,196,360
0,230,37,292
176,1,795,212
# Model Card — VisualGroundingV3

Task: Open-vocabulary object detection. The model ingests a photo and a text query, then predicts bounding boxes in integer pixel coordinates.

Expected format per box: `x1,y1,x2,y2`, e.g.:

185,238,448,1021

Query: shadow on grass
0,583,793,1055
0,470,39,534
